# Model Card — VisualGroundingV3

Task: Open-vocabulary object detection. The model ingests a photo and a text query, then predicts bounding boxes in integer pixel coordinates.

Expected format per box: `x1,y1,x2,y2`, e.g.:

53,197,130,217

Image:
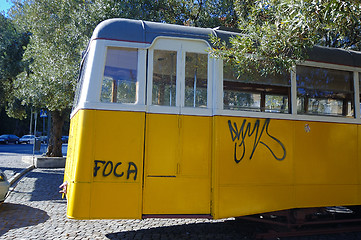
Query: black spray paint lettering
94,160,138,180
228,118,286,163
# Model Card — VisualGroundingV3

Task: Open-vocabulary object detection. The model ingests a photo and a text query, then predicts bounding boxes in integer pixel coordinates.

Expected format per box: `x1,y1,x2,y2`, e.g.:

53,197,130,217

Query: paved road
0,145,361,239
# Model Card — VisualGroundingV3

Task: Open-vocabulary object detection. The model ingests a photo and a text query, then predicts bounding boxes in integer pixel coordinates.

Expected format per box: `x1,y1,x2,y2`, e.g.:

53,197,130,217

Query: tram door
142,40,212,215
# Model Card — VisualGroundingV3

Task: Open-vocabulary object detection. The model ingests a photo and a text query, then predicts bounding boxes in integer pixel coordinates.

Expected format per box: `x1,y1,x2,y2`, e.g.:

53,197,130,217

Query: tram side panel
293,121,359,207
213,116,361,219
143,113,211,215
64,109,145,219
213,116,294,219
64,110,95,218
358,125,361,200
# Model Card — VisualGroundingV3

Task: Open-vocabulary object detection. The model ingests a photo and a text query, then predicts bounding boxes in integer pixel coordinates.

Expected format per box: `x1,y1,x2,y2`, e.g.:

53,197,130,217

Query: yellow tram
62,18,361,219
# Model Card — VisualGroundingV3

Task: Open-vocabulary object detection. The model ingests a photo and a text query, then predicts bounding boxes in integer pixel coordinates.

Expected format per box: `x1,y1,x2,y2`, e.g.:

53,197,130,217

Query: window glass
100,47,138,103
73,52,89,109
152,50,177,106
185,53,207,108
265,95,289,113
359,73,361,118
223,62,290,112
297,66,354,117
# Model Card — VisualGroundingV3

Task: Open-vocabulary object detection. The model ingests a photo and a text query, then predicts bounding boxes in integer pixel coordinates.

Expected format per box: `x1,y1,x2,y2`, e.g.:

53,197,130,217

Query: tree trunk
46,110,67,157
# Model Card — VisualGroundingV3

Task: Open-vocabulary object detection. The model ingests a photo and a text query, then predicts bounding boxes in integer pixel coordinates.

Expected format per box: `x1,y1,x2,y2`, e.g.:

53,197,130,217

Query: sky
0,0,13,14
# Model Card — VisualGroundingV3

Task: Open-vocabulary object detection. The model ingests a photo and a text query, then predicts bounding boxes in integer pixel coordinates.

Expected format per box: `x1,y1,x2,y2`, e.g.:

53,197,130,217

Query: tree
0,12,29,119
9,0,81,156
7,0,237,157
210,0,361,77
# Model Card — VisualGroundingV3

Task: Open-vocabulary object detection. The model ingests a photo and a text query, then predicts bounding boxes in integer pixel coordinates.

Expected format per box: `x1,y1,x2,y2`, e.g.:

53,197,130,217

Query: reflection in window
297,66,354,117
185,53,207,108
100,47,138,103
223,62,290,113
265,95,289,113
152,50,177,106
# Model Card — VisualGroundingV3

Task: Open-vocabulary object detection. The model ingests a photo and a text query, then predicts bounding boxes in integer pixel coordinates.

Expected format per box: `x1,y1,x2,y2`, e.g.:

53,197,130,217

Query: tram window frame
100,47,139,104
73,51,89,110
222,62,291,113
147,38,212,115
296,65,354,118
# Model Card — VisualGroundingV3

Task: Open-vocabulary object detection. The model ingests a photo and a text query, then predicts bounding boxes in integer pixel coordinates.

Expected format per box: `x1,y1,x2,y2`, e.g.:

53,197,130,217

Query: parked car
0,134,20,144
19,135,37,144
0,170,9,203
61,136,69,143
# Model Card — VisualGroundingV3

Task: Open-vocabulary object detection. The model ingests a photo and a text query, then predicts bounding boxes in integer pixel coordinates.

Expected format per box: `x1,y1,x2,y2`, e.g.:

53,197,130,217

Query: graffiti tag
228,118,286,163
94,160,138,180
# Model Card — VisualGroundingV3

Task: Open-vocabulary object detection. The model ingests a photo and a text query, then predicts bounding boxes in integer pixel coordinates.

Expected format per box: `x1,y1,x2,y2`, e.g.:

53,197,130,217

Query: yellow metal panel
294,121,358,185
213,116,294,219
143,177,210,214
93,110,144,184
64,109,145,219
93,110,145,165
218,185,294,219
358,126,361,203
180,115,211,177
214,116,293,185
294,185,359,208
90,182,142,219
64,111,80,185
145,113,178,176
143,113,211,215
66,182,91,219
64,110,94,219
73,110,96,183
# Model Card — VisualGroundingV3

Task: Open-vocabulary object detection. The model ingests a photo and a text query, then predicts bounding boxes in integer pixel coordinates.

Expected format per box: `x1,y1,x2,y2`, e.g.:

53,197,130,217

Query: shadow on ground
106,219,260,240
28,169,65,202
4,168,65,202
0,203,49,236
105,218,361,240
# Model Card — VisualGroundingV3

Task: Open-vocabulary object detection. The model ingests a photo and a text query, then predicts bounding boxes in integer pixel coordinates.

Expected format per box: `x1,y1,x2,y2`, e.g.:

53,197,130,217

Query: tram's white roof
91,18,361,68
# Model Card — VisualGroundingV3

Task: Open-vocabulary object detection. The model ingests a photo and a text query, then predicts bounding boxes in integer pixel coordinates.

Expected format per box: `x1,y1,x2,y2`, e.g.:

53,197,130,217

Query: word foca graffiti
94,160,138,180
228,118,286,163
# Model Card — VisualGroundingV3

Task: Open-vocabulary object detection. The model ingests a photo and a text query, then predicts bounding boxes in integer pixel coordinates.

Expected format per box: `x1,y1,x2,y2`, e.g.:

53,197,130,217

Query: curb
22,156,66,168
9,165,35,187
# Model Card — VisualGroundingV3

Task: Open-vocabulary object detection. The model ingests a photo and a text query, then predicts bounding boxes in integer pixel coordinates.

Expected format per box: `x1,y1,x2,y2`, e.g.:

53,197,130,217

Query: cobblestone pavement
0,152,33,182
1,153,361,239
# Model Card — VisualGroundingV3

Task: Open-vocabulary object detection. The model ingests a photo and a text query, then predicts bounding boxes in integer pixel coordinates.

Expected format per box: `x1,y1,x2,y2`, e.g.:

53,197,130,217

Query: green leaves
211,0,361,77
9,0,82,112
0,13,30,118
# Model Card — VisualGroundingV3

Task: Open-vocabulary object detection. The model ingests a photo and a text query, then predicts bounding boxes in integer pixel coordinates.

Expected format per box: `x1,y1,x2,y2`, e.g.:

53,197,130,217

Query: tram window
73,52,89,109
100,47,138,104
185,53,207,108
223,62,290,113
296,66,354,117
152,50,177,106
265,95,289,113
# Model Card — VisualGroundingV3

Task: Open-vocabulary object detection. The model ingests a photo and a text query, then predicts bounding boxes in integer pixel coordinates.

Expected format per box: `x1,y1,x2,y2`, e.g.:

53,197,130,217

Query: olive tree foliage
7,0,237,157
210,0,361,77
0,13,29,119
9,0,83,157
